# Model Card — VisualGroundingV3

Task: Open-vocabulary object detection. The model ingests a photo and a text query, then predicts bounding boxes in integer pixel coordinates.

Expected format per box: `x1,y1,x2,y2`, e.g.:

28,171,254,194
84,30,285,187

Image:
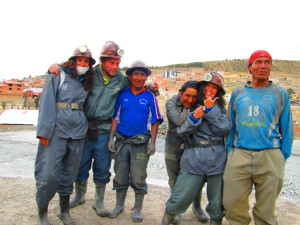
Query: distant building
23,88,43,98
0,81,24,96
164,71,177,78
225,94,231,103
146,77,156,83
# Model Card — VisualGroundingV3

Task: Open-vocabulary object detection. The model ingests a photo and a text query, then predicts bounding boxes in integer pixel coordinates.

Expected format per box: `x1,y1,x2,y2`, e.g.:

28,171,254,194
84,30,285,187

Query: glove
108,137,115,153
40,137,50,147
147,143,156,155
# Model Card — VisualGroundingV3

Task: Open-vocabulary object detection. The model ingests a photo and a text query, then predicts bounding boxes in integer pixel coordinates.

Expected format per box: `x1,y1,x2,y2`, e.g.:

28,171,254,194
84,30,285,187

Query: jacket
165,94,194,154
84,65,130,133
177,105,231,175
37,71,88,139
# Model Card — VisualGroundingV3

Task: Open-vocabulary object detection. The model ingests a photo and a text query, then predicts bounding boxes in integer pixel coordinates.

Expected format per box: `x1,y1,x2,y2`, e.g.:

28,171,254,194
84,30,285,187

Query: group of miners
34,41,294,225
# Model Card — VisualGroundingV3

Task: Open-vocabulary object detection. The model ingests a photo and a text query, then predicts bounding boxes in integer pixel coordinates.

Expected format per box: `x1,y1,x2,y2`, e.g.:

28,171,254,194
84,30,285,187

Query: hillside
156,59,300,76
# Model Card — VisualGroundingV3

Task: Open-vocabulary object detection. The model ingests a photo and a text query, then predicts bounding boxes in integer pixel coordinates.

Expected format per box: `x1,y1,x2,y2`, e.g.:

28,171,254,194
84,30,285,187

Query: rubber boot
192,189,209,223
69,180,87,208
92,183,108,217
161,208,175,225
210,218,223,225
132,193,144,222
38,205,50,225
58,195,75,225
108,189,127,218
169,187,181,224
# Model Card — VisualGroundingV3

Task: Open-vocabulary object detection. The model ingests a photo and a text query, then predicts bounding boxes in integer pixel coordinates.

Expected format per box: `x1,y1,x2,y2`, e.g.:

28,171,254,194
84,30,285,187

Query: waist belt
56,102,83,111
88,119,112,127
192,140,224,147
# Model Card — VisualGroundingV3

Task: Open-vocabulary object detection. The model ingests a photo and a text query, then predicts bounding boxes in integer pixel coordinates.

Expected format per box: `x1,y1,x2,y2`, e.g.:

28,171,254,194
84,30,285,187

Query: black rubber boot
58,195,75,225
132,193,144,222
92,183,108,217
69,181,87,208
38,205,50,225
210,218,223,225
192,189,209,223
161,208,175,225
108,189,127,218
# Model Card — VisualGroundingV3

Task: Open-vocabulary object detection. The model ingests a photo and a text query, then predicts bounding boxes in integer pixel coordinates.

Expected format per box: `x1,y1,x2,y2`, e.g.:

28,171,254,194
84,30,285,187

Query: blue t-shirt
113,87,163,136
225,82,294,160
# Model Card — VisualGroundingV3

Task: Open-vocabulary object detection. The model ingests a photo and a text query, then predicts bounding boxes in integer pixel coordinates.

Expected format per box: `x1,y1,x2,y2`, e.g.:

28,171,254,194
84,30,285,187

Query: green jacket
84,65,130,133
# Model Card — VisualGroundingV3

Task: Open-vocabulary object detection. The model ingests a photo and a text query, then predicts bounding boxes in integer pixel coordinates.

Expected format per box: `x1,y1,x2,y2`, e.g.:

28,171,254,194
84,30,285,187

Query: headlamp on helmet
203,73,213,82
79,45,88,53
117,49,124,57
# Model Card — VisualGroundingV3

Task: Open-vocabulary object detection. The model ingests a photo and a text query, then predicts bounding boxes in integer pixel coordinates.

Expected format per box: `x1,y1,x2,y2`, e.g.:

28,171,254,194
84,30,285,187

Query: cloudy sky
1,0,299,80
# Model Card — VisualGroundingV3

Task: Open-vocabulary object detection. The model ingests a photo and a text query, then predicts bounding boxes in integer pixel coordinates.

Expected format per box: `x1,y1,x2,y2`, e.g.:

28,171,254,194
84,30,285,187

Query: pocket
87,127,98,141
227,148,234,162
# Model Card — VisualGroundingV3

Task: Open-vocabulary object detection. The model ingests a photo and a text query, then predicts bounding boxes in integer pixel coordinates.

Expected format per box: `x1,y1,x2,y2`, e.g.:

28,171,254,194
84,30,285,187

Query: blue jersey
225,82,294,160
113,87,163,136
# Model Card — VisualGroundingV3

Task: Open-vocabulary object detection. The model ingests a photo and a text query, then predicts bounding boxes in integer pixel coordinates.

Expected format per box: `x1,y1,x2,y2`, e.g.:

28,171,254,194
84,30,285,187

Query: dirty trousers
113,142,149,194
166,170,224,220
223,148,285,225
35,135,85,207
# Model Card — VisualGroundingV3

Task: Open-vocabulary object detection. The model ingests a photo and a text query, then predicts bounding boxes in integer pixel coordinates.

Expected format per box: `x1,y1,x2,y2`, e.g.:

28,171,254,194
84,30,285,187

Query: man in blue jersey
107,60,163,223
223,50,294,225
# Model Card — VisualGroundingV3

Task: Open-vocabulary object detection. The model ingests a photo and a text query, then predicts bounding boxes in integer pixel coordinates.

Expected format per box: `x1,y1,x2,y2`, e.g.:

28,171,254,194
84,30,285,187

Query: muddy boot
168,187,181,224
161,208,175,225
58,195,75,225
92,183,108,217
38,205,50,225
108,189,127,218
192,189,209,223
69,181,87,208
210,218,223,225
171,214,181,224
132,193,144,222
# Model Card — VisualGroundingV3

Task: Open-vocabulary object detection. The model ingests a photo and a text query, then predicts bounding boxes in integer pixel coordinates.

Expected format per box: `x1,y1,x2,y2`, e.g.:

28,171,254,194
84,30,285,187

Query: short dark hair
180,81,198,93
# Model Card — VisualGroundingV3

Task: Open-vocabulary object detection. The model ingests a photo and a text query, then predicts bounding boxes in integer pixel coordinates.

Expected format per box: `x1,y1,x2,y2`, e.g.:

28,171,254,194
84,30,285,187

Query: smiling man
107,60,163,222
223,50,294,225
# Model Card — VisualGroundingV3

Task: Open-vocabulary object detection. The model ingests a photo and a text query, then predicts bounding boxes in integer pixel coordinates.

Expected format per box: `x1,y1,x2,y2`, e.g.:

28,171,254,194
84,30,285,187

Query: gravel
0,129,299,201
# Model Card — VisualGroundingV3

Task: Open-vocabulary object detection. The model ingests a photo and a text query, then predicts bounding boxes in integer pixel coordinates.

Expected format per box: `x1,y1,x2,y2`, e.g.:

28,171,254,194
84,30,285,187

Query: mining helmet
69,45,96,65
126,60,151,76
100,41,124,59
198,72,225,94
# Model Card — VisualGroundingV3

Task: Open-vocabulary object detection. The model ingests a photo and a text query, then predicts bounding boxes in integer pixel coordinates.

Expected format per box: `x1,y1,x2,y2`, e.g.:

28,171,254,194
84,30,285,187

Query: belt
56,102,83,111
88,119,112,126
192,140,224,147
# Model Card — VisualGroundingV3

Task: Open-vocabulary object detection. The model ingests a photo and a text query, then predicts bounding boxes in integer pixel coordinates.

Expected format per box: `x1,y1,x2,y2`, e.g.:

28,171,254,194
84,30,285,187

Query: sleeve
149,92,163,125
202,105,232,136
177,115,201,136
146,84,160,96
225,92,236,154
36,74,60,139
166,98,190,127
113,92,123,121
279,91,294,160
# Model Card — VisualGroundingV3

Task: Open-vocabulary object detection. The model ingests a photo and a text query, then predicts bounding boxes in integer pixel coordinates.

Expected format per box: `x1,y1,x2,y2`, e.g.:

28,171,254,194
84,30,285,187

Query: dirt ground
0,177,300,225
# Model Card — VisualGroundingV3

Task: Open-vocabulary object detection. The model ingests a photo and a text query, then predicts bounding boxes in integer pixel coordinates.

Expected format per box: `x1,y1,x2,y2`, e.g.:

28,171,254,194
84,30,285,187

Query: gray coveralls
166,105,231,220
35,71,88,208
165,94,195,187
112,131,151,194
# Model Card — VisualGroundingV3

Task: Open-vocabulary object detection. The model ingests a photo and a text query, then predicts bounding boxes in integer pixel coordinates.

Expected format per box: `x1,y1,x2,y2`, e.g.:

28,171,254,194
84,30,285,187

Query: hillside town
1,67,299,105
1,67,300,139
